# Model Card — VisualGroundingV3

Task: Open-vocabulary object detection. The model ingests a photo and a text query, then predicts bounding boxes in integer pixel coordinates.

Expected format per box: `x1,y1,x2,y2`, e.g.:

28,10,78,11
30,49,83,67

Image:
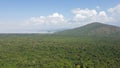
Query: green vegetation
0,23,120,68
0,34,120,68
56,22,120,37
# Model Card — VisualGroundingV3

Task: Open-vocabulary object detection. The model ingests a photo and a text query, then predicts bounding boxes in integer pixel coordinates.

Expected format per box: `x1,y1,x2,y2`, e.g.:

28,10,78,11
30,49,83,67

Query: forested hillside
56,22,120,37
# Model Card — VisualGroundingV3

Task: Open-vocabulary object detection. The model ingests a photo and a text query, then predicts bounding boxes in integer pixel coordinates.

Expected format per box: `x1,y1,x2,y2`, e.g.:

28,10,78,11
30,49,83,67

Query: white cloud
72,8,97,18
96,11,113,23
108,4,120,22
25,12,73,32
108,4,120,15
72,8,97,23
71,8,114,25
29,13,67,25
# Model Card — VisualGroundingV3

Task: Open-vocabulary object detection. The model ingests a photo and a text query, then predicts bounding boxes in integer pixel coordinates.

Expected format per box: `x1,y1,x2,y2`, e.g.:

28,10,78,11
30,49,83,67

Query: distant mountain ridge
55,22,120,37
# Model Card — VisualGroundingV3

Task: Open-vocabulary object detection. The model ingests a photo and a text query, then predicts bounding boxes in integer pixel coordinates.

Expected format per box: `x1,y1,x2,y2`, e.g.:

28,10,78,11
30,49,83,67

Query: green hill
55,22,120,37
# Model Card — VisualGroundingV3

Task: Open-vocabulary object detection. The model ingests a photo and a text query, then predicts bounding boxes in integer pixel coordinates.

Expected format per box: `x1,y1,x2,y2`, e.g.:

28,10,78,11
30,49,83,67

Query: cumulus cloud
108,4,120,22
29,13,67,25
108,4,120,15
72,8,97,23
96,11,113,23
72,8,113,25
25,13,73,31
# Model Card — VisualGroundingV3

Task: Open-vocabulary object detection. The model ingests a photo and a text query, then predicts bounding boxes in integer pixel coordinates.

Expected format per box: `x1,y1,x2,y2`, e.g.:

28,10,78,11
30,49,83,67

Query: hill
55,22,120,37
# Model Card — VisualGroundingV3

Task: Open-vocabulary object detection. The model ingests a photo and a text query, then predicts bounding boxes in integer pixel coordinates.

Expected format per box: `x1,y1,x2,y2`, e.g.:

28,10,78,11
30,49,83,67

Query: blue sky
0,0,120,33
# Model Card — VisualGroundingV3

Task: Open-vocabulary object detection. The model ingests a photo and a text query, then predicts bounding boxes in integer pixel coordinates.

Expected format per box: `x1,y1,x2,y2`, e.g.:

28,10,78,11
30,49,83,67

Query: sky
0,0,120,33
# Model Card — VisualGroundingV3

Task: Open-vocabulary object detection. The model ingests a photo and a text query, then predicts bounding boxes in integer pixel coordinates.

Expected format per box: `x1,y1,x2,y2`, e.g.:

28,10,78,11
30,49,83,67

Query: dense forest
0,34,120,68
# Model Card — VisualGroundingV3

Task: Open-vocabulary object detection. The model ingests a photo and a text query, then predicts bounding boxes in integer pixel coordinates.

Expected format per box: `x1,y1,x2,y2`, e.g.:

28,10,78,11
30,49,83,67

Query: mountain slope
55,22,120,37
